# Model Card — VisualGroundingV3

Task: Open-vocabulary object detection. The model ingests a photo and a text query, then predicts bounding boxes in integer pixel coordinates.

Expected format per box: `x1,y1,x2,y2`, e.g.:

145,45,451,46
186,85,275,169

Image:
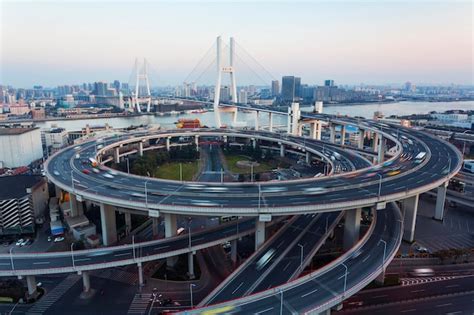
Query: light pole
251,163,254,182
190,283,196,308
220,168,224,183
377,173,383,197
71,243,75,269
258,184,262,210
144,180,149,209
188,227,192,248
9,247,14,272
342,262,348,297
132,235,136,261
298,243,304,272
126,157,130,174
180,163,183,181
148,291,162,315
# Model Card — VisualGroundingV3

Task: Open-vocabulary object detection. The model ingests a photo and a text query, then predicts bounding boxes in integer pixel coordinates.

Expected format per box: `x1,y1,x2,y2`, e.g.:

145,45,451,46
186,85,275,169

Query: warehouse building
0,126,43,168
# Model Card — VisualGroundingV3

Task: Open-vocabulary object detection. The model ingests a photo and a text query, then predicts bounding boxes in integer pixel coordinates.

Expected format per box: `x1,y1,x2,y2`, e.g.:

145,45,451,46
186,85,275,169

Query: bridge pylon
132,58,152,113
213,36,238,128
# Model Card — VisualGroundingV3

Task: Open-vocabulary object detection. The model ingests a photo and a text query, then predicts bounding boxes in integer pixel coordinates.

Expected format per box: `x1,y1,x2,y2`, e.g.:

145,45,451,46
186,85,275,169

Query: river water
35,101,473,131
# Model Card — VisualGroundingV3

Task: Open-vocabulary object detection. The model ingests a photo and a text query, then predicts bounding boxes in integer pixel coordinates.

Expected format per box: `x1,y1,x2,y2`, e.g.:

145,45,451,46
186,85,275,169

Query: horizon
1,1,473,87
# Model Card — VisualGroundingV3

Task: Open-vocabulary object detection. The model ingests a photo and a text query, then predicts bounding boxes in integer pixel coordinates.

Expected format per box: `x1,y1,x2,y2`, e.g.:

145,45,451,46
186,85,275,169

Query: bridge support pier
164,213,178,267
252,138,257,149
358,129,365,149
69,193,84,217
100,203,117,246
340,125,346,145
152,217,159,237
329,124,336,143
372,132,379,153
306,151,310,164
26,275,37,296
138,142,143,157
82,271,91,293
402,194,419,243
114,147,120,164
125,212,132,236
231,239,238,263
268,112,273,132
377,136,385,163
343,208,361,250
166,137,171,151
434,181,448,221
279,143,285,157
255,111,259,131
137,262,144,286
255,219,266,250
195,135,199,151
188,252,195,279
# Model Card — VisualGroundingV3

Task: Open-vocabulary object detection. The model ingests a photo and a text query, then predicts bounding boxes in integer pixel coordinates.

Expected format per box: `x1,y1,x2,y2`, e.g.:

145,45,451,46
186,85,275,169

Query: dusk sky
1,0,472,87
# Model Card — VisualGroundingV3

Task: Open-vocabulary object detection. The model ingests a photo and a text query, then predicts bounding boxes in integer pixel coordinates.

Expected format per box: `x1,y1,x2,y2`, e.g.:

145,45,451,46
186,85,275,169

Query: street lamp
377,173,383,197
342,262,348,297
325,215,329,233
126,157,130,174
71,243,75,269
180,163,183,182
9,247,14,272
279,289,284,315
190,283,196,308
144,180,149,209
132,235,136,261
188,227,192,248
298,243,304,272
250,164,254,182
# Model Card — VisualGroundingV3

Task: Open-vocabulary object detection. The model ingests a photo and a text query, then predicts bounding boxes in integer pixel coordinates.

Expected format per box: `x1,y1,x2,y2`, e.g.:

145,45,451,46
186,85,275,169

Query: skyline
1,1,473,87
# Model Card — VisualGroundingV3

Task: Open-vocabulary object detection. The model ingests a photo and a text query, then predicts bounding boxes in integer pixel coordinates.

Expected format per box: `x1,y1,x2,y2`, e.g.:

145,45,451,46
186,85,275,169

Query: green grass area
154,161,199,181
224,153,275,175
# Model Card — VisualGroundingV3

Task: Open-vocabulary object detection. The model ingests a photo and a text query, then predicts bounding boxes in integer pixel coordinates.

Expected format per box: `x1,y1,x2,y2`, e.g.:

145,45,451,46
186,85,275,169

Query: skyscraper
238,89,248,104
281,76,301,102
271,80,280,97
113,80,121,93
324,80,335,87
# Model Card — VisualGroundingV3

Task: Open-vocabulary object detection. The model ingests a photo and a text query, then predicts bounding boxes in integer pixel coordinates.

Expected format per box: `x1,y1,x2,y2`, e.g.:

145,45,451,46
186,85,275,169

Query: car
387,170,401,176
53,170,60,176
47,236,52,242
410,268,434,277
24,239,33,246
303,187,328,195
54,236,65,242
75,154,80,159
103,173,114,179
414,244,430,253
92,168,100,174
108,170,119,176
15,239,24,246
20,239,29,246
256,248,276,271
74,146,81,150
82,169,91,174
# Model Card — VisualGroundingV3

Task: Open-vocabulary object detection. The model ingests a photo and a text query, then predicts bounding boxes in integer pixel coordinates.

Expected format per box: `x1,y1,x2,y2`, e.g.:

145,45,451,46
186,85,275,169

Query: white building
41,127,69,156
238,89,248,104
0,127,43,167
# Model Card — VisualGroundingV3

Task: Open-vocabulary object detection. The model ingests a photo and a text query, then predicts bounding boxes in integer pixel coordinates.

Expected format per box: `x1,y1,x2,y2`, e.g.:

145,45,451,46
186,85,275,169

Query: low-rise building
0,126,43,168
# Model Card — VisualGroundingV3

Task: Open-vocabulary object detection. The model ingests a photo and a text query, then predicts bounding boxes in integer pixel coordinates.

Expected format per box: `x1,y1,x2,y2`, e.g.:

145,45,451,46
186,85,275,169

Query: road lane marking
301,288,318,298
154,245,170,250
114,252,132,257
33,261,50,265
362,254,370,262
254,307,274,314
232,282,244,295
75,258,91,262
283,261,292,271
0,263,11,266
436,303,453,307
400,309,416,313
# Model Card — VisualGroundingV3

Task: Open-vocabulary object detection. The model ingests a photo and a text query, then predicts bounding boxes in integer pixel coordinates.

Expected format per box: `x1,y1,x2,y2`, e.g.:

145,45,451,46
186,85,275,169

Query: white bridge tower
132,58,152,113
213,36,238,128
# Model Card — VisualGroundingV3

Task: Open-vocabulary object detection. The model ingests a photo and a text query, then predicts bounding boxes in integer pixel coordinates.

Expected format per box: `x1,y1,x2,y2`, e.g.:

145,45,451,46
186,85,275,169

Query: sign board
148,210,160,218
259,214,272,222
376,202,386,210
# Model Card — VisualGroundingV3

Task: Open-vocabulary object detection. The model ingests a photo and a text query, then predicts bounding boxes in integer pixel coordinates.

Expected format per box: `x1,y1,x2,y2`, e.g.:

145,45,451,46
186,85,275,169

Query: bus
463,161,474,174
88,157,98,167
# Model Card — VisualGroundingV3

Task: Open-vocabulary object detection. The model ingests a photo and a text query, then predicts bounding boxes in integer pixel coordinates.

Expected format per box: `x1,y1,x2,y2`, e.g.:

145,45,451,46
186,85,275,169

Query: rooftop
0,127,38,136
0,175,44,199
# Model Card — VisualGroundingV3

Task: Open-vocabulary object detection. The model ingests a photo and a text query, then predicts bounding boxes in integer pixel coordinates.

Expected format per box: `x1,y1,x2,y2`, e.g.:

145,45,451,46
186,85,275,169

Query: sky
0,0,473,88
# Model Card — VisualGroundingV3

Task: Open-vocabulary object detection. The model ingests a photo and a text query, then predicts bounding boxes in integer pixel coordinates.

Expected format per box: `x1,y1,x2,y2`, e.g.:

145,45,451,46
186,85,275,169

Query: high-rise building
271,80,280,97
220,86,231,102
113,80,121,93
324,80,335,87
94,82,108,96
281,76,301,102
238,89,248,104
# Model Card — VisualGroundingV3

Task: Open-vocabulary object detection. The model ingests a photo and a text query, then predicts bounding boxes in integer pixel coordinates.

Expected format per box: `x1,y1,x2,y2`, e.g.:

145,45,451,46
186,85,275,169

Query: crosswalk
127,293,152,315
400,276,462,286
92,268,139,285
26,274,81,315
416,233,474,252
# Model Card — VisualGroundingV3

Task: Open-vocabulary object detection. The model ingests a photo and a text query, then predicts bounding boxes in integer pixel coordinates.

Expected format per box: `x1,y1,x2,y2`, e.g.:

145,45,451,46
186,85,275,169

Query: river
34,100,473,131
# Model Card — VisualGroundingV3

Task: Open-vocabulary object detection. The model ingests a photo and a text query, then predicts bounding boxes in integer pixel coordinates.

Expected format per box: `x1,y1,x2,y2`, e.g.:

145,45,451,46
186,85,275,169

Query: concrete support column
434,182,448,221
137,263,144,286
223,135,228,143
298,123,304,137
252,138,256,149
69,193,84,217
255,219,266,250
358,130,364,149
377,137,385,163
100,203,117,246
195,135,199,151
402,194,419,243
268,112,273,132
310,122,317,140
231,108,237,125
26,275,36,296
152,217,159,237
114,147,120,164
188,252,195,279
55,185,61,198
330,124,336,143
373,132,379,152
164,213,178,267
82,271,91,293
230,239,237,263
166,137,171,151
125,212,132,236
255,111,259,131
343,208,362,250
279,143,285,157
316,121,322,140
306,151,310,164
340,125,346,145
138,142,143,157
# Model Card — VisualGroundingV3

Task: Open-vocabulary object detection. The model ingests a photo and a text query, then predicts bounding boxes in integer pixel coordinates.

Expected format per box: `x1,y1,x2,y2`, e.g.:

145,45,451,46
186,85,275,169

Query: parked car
54,236,65,243
15,239,24,246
